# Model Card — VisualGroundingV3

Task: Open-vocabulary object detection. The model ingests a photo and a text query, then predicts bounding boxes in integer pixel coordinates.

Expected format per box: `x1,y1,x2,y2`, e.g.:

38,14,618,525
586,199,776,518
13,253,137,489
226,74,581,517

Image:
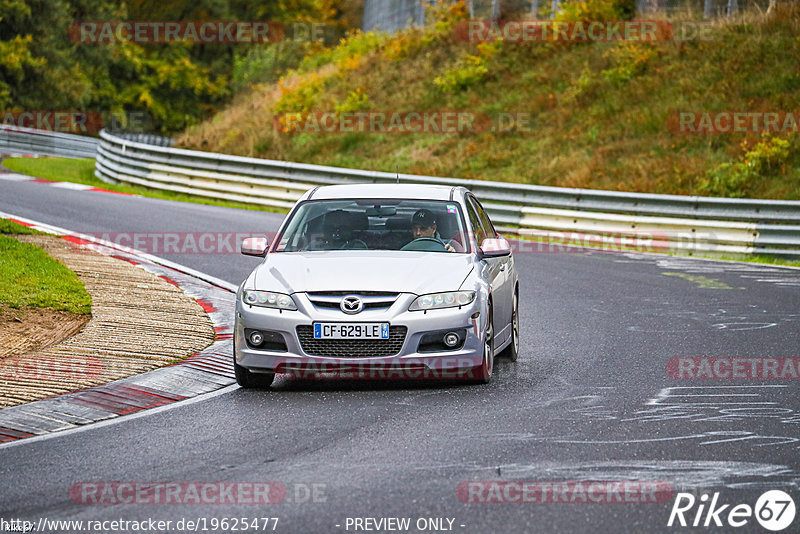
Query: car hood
250,251,474,294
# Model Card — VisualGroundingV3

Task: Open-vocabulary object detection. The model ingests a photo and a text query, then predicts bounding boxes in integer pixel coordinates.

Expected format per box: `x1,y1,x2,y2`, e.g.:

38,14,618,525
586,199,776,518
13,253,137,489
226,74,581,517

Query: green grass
0,231,92,314
0,219,45,235
2,157,285,214
714,254,800,269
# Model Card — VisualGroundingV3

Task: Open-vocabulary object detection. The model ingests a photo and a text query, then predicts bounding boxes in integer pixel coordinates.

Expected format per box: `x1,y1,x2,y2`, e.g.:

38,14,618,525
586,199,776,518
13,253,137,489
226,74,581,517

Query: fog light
249,331,264,346
444,332,459,347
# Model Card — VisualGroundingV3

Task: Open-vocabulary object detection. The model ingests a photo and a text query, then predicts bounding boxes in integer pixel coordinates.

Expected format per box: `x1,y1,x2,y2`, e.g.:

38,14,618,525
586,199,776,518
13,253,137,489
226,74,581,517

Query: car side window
466,197,487,245
473,199,497,239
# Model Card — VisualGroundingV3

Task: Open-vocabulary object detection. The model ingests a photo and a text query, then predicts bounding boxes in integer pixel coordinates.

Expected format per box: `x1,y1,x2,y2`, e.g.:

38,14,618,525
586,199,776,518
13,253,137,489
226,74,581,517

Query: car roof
304,183,465,201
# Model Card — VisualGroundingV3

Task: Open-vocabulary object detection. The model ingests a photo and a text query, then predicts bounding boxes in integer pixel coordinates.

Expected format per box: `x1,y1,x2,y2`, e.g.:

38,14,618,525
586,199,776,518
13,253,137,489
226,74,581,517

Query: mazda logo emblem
340,295,363,314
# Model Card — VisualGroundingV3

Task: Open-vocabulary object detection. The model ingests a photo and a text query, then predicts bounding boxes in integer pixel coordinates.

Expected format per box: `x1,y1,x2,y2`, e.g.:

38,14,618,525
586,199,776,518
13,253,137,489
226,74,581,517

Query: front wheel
499,290,519,361
474,302,494,384
234,344,275,388
234,361,275,388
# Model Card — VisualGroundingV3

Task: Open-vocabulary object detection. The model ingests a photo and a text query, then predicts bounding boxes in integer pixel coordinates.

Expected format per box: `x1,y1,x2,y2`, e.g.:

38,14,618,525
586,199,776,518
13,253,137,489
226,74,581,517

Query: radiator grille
296,325,407,357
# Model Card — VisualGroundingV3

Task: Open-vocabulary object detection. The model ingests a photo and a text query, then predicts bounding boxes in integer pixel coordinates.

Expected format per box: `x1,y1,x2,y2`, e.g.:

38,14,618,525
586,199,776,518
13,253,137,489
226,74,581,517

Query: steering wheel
401,237,447,252
342,239,368,249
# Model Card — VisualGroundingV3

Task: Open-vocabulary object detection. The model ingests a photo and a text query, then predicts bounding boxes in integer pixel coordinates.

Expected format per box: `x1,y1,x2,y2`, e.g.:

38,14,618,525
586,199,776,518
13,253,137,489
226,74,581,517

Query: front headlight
408,291,475,311
242,290,297,311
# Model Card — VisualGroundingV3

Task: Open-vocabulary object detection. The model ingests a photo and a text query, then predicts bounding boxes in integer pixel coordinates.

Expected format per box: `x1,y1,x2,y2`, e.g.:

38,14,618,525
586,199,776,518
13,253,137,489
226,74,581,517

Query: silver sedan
234,184,519,387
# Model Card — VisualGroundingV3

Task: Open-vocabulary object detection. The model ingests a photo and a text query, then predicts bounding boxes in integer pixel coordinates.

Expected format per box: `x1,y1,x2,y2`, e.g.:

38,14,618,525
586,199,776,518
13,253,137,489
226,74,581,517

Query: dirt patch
0,304,90,358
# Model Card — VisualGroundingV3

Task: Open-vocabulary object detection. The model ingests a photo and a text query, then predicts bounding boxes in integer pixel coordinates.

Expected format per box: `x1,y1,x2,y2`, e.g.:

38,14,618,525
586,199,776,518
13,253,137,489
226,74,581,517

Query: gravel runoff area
0,235,216,408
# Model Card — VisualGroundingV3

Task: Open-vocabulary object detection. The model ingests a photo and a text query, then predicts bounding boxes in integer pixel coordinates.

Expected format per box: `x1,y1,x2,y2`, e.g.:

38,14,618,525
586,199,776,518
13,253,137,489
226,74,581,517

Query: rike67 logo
668,490,796,531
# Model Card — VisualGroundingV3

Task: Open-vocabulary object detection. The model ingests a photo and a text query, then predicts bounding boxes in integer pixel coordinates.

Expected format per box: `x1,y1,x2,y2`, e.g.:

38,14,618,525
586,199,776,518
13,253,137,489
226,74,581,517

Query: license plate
313,323,389,340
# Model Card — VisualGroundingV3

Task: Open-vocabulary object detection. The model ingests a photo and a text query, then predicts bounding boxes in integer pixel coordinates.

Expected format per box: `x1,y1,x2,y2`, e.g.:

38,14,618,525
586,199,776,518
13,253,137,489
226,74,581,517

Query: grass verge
2,157,285,214
0,219,92,314
0,219,45,235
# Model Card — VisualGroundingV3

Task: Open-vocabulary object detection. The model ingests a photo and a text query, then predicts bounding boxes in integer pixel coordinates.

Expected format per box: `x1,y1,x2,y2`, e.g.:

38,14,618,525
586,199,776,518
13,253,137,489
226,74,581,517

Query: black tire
499,289,519,362
234,361,275,388
473,301,494,384
234,343,275,388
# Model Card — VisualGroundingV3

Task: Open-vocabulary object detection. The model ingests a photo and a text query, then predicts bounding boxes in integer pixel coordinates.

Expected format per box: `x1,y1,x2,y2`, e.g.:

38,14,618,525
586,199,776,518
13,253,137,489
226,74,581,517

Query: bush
274,73,327,115
601,43,656,84
554,0,622,22
335,88,370,114
699,135,793,197
299,29,389,72
232,42,309,90
433,40,502,92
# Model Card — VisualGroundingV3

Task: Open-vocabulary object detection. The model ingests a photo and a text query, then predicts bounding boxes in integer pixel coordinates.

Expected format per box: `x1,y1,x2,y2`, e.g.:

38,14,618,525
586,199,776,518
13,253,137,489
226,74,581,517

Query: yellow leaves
334,88,369,114
338,53,360,71
601,42,657,84
425,0,470,28
434,37,501,92
555,0,620,23
138,89,153,108
384,31,423,61
0,35,46,77
465,54,482,67
274,72,327,115
448,0,470,20
477,39,503,59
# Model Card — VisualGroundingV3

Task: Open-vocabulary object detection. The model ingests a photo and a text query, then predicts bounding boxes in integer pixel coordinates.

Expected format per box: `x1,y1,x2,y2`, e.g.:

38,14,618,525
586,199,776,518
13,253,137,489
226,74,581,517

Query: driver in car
411,209,456,252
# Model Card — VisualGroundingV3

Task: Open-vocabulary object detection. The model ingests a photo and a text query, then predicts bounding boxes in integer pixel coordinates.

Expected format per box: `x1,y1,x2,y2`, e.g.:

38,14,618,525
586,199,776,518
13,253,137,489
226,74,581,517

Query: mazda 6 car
233,183,519,387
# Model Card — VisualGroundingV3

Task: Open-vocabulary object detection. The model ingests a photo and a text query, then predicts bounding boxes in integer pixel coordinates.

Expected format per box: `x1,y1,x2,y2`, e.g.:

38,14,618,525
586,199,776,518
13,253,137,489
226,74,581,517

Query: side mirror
479,237,511,258
241,237,269,257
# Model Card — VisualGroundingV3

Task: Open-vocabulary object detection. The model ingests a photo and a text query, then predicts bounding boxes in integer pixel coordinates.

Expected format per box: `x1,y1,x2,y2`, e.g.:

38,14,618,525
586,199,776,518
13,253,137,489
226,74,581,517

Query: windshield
274,199,469,253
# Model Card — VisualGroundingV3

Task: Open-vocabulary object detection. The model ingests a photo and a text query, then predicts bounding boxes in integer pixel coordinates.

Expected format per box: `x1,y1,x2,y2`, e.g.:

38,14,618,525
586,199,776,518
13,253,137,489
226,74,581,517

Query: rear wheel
499,290,519,361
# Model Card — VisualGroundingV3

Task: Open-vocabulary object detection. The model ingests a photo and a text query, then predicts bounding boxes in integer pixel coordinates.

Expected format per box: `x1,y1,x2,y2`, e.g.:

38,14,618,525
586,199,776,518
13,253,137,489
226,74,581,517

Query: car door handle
499,264,506,271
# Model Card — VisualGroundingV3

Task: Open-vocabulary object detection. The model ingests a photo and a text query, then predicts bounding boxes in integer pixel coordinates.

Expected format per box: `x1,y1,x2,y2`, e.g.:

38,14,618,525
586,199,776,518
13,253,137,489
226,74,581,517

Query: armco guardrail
0,124,98,159
92,129,800,258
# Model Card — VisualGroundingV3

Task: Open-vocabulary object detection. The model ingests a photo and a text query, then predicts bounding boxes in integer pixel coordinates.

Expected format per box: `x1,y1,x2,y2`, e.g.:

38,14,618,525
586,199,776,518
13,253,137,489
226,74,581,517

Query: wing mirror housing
479,237,512,258
241,237,269,257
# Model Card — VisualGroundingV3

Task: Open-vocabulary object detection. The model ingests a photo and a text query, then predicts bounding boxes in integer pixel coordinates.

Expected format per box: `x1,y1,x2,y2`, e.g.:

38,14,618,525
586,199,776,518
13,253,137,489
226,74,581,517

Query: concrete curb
0,214,237,444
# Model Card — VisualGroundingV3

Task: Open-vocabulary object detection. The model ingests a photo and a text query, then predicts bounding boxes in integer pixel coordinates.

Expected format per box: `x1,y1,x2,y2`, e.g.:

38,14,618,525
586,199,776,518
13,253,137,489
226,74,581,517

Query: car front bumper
234,292,487,379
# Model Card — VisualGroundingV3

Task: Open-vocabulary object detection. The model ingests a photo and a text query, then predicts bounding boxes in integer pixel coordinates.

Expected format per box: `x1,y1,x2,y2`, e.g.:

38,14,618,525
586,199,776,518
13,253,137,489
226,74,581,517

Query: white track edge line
0,385,239,450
